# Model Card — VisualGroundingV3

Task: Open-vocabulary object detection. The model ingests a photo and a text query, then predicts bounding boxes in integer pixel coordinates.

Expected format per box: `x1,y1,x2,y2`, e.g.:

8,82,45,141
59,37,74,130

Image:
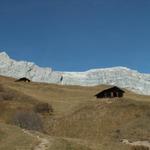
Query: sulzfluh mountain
0,51,150,95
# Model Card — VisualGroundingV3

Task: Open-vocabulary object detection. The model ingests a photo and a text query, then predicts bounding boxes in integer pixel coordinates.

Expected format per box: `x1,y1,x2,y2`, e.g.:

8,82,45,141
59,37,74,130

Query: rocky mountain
0,51,150,95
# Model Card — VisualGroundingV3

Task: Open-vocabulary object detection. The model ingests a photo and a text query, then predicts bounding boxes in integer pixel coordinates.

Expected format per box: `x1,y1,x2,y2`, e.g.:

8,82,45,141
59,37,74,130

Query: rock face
0,51,150,95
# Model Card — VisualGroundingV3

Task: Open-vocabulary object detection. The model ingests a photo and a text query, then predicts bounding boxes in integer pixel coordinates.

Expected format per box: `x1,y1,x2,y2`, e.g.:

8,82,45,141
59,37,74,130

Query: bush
34,102,53,114
13,111,43,131
131,145,149,150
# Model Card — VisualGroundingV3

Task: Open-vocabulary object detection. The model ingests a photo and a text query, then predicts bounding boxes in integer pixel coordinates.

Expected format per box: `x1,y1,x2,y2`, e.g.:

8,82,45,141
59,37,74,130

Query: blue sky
0,0,150,73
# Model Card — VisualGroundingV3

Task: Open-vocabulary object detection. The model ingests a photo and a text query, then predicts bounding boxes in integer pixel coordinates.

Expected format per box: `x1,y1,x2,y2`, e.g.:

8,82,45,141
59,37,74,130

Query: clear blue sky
0,0,150,73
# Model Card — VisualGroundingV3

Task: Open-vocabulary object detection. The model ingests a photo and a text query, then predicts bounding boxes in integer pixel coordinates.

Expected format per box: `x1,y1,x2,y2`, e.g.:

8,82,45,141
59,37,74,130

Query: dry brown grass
0,75,150,150
0,123,38,150
131,145,150,150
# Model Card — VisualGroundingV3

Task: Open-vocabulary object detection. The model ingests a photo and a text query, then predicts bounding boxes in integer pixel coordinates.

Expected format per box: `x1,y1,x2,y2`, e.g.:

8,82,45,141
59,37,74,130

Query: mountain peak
0,51,10,60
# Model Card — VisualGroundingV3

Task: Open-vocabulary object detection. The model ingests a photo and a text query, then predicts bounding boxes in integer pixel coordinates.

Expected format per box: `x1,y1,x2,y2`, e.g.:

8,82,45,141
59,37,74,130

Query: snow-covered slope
0,51,150,95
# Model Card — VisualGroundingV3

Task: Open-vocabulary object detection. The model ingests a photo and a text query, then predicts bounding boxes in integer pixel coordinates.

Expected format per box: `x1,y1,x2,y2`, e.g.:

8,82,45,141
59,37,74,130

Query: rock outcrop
0,51,150,95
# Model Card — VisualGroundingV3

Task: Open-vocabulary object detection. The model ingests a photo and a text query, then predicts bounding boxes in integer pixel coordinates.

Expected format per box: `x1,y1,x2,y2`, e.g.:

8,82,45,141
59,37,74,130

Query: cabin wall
96,91,124,98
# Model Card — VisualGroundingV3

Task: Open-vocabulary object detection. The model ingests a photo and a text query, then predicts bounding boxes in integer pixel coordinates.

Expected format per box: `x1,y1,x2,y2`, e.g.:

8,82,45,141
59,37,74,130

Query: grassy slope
0,75,150,150
0,123,38,150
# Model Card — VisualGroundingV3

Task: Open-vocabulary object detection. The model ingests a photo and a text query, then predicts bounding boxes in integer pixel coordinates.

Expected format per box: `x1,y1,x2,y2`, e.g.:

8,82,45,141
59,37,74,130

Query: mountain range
0,51,150,95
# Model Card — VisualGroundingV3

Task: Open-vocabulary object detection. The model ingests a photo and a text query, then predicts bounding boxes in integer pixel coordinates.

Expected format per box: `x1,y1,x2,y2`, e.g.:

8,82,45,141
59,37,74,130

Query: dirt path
22,129,51,150
122,139,150,148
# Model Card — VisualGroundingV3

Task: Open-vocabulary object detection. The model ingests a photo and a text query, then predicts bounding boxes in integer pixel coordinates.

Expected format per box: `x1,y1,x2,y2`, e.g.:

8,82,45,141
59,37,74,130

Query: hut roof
95,86,125,96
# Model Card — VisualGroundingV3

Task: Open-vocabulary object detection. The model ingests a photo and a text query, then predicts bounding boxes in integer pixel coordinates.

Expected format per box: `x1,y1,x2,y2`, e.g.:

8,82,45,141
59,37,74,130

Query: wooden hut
95,86,125,98
15,77,31,83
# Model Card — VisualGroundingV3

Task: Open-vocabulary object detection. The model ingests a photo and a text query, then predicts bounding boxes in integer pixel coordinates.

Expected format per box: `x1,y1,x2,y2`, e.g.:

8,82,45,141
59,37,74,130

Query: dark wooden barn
95,86,125,98
15,77,31,83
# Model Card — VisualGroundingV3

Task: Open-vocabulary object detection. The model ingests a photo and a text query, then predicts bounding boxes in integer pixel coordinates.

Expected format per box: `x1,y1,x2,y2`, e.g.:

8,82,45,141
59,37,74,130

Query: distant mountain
0,51,150,95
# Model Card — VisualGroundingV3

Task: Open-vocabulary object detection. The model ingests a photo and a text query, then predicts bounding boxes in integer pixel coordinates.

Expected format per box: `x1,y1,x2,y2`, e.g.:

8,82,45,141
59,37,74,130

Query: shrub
12,111,43,131
131,145,149,150
34,102,53,114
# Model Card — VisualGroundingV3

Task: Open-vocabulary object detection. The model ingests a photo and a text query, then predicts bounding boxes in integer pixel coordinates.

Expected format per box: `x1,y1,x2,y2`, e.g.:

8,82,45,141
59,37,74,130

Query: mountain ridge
0,51,150,95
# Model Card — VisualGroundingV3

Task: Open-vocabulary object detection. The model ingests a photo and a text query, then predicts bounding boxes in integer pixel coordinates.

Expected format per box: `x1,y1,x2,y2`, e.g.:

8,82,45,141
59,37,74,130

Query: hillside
0,75,150,150
1,51,150,95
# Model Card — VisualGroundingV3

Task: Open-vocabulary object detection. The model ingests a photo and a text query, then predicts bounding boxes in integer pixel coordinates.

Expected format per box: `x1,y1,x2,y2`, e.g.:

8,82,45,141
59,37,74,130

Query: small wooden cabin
95,86,125,98
15,77,31,83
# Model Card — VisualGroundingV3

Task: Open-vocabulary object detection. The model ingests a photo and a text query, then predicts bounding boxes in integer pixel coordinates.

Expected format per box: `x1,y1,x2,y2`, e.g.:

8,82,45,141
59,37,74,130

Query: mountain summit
0,51,150,95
